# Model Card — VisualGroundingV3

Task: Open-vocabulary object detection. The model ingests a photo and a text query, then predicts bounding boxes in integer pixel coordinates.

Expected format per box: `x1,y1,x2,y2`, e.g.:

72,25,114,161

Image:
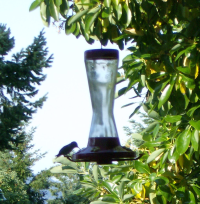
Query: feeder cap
85,49,119,60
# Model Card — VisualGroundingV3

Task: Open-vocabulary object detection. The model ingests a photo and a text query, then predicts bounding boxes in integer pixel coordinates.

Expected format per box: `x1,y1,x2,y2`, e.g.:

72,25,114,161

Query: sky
0,0,141,173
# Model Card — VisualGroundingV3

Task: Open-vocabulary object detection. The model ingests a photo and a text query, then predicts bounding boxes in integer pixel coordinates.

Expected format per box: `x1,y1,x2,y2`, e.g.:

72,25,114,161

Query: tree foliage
0,24,53,150
0,127,53,203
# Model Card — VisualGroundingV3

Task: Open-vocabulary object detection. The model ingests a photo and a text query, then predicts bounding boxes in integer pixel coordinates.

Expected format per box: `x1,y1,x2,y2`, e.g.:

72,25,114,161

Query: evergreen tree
0,127,53,203
0,24,53,150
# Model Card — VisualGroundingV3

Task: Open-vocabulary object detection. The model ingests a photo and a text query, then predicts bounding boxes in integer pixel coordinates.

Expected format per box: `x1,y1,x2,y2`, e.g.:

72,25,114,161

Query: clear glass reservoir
85,49,119,139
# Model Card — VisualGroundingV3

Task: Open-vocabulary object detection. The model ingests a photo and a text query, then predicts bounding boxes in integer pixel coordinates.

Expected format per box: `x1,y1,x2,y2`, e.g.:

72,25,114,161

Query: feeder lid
85,49,119,60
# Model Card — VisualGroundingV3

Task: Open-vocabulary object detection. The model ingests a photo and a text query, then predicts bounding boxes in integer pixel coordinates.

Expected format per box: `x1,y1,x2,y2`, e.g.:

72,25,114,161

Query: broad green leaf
60,0,69,15
143,122,159,133
113,3,122,21
168,146,179,163
176,66,191,75
147,148,165,163
111,175,122,183
40,2,50,26
102,196,117,202
192,185,200,197
153,123,159,138
29,0,42,11
164,115,182,123
68,9,89,25
101,181,118,197
93,165,98,183
104,0,111,7
85,7,101,33
189,120,200,130
183,191,196,204
73,22,80,36
50,165,78,173
118,181,125,199
158,74,176,109
170,43,181,53
49,0,59,21
158,84,173,109
133,182,142,193
123,194,134,202
135,160,150,174
191,129,199,151
155,176,169,185
115,87,127,98
180,73,195,89
54,0,62,7
187,105,200,117
148,110,160,120
176,130,191,155
131,133,143,141
159,185,172,201
122,3,132,27
53,156,78,169
149,184,156,204
149,173,157,182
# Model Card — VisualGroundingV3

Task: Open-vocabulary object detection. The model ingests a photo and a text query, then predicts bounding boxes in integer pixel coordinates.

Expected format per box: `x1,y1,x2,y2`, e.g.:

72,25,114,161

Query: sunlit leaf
147,148,165,163
176,130,191,155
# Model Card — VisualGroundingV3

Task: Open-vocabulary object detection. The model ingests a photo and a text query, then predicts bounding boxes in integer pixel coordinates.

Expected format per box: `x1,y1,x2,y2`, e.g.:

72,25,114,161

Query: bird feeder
72,49,139,164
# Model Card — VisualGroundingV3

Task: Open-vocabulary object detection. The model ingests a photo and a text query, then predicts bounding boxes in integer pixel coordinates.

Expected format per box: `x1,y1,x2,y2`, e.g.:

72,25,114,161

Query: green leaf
187,105,200,117
93,165,98,183
168,146,179,163
176,66,191,75
101,181,118,198
122,3,132,27
53,156,78,169
49,0,59,21
121,102,135,108
170,43,181,53
129,105,141,119
104,0,111,7
148,110,160,120
123,194,134,202
143,122,159,133
65,19,76,35
113,3,122,21
60,0,69,15
155,176,169,185
54,0,62,7
147,148,165,163
153,123,159,138
189,120,200,130
135,161,150,174
85,7,101,33
164,115,182,123
29,0,42,11
176,130,191,155
158,82,174,109
50,165,78,174
115,87,127,98
192,185,200,197
159,185,172,201
118,181,125,199
131,133,143,141
68,9,89,25
191,129,199,151
40,2,50,26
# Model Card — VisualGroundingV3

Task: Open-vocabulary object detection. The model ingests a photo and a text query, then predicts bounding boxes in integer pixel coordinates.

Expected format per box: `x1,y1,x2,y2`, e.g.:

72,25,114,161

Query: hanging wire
100,1,103,49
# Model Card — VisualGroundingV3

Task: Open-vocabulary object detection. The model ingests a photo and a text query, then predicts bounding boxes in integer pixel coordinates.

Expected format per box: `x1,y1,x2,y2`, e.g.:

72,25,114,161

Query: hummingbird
56,141,79,157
